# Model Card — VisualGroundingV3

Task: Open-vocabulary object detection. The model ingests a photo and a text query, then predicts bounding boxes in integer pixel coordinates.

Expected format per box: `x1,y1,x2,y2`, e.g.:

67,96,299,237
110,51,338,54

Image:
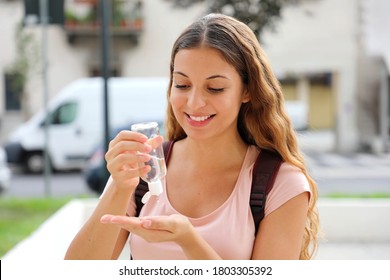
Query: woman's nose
187,88,206,109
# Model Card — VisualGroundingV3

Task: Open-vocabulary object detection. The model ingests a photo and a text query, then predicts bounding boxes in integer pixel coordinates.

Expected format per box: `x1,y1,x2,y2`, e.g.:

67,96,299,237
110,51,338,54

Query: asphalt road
2,162,389,199
1,170,98,198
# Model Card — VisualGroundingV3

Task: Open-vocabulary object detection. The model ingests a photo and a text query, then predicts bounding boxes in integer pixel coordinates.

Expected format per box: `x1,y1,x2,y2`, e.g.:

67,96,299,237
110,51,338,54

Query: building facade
0,0,389,153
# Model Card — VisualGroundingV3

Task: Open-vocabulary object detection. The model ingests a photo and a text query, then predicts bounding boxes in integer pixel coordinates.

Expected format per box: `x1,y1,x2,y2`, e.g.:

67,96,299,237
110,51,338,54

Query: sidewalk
314,198,390,260
316,241,390,260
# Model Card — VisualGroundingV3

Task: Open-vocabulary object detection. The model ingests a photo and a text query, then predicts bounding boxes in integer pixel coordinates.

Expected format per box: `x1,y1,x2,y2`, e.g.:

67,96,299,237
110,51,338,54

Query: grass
324,192,390,199
0,197,73,258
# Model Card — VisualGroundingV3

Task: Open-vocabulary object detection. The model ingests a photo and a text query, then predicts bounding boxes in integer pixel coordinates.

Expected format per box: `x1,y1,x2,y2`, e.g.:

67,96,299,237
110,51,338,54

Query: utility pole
40,0,51,197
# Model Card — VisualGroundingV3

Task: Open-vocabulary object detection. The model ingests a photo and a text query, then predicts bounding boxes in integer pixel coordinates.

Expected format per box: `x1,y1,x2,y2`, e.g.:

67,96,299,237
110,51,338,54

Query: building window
4,72,22,111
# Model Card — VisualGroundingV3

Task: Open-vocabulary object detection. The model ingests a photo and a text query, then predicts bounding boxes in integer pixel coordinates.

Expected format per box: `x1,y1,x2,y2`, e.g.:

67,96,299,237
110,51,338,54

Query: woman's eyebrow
173,71,188,78
206,74,230,80
172,72,230,80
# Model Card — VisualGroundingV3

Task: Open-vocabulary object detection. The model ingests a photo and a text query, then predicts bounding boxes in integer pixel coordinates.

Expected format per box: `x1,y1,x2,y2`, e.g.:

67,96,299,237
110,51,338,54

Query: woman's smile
186,113,216,127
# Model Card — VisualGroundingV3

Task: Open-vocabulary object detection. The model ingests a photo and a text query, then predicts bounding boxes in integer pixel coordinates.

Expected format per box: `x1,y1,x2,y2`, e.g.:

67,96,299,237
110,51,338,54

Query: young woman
65,13,319,260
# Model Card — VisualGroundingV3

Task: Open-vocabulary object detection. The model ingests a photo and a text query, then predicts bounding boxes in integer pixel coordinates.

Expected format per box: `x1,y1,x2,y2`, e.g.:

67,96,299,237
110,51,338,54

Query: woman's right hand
104,130,163,192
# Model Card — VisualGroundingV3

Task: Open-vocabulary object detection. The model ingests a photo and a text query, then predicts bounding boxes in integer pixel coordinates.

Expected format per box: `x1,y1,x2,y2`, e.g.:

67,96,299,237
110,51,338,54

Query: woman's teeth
189,115,212,122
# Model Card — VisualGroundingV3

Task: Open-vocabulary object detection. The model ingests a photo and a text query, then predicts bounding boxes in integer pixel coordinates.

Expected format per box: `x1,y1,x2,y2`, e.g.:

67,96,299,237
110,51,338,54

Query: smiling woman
65,13,319,260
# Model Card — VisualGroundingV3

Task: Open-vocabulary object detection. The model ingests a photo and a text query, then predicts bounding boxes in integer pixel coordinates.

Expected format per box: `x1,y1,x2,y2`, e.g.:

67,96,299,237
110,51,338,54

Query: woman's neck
178,134,248,168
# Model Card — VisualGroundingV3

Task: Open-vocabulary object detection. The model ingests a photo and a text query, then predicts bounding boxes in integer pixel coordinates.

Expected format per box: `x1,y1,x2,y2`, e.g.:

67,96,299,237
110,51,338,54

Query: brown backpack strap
250,149,283,235
134,141,174,217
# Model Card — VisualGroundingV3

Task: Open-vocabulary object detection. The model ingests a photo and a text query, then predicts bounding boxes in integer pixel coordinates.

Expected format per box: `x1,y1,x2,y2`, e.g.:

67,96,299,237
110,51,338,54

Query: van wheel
25,152,50,173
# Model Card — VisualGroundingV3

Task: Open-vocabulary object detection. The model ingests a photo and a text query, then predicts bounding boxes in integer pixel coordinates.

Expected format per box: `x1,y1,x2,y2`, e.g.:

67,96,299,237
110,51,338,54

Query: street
2,170,97,198
305,150,390,196
2,149,390,199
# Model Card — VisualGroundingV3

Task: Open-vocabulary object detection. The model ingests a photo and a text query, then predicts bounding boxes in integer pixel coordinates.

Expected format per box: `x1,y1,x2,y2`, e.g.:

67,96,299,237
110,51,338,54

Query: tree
165,0,313,38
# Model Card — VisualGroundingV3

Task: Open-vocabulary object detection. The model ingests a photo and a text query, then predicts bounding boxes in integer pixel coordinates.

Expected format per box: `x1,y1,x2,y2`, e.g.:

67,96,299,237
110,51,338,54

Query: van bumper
3,142,24,164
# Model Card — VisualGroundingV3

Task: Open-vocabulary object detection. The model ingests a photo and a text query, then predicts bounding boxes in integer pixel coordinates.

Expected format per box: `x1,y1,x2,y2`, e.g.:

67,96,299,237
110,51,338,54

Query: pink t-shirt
127,145,310,260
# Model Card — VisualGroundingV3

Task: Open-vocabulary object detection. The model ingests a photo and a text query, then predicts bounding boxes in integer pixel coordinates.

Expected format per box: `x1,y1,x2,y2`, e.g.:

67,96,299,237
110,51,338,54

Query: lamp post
100,0,111,182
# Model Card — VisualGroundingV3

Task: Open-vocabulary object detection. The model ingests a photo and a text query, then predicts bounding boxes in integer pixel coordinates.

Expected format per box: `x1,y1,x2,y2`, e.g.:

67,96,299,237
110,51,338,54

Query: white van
3,77,169,173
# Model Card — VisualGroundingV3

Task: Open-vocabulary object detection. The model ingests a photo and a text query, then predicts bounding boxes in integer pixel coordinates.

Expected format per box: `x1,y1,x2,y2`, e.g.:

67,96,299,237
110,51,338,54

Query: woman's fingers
108,130,148,149
103,131,164,191
100,214,191,244
101,214,140,227
106,153,149,171
105,131,152,162
100,214,172,243
146,135,164,150
140,214,188,232
105,131,154,176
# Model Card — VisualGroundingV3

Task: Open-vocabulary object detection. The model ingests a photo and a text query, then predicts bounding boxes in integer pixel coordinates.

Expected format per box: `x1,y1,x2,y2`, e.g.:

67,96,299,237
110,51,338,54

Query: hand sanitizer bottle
131,122,166,203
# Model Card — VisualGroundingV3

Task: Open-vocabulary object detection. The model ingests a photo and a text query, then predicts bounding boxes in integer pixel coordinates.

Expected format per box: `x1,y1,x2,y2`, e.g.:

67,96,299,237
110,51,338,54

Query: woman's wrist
113,181,137,198
176,221,196,249
101,178,136,202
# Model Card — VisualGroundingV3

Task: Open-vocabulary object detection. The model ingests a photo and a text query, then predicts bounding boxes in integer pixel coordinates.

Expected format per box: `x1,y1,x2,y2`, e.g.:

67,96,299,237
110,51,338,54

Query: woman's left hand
100,214,193,246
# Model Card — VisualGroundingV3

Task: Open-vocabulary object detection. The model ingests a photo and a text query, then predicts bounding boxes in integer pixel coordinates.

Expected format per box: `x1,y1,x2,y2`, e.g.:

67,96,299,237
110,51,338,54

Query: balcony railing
63,0,143,43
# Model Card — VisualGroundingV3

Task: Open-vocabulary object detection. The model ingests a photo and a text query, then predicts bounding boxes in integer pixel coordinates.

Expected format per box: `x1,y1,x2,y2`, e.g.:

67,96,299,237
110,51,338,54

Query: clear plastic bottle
131,122,166,203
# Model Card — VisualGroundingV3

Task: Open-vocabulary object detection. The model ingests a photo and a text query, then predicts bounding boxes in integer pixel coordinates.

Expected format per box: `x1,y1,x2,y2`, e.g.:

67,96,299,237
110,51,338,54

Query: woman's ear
241,89,250,103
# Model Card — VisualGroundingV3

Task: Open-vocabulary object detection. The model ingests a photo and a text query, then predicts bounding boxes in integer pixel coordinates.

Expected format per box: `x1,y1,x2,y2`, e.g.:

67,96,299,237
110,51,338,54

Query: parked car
84,121,165,194
84,143,108,194
0,147,11,194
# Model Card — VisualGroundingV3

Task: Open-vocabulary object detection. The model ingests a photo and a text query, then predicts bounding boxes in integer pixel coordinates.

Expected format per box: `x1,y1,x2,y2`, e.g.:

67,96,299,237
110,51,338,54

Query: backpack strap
250,149,283,235
134,141,174,217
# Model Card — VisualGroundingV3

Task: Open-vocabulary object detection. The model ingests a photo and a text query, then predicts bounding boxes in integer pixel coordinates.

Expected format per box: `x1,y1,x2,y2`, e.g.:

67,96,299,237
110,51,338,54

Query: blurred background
0,0,389,260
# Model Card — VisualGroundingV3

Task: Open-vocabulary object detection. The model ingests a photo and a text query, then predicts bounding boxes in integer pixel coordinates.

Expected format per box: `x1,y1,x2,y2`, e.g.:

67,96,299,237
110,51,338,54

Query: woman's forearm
64,182,133,260
178,227,222,260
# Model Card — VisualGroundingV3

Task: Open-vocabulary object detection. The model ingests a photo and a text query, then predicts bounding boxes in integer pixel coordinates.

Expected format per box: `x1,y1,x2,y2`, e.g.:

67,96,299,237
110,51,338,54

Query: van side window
50,102,78,125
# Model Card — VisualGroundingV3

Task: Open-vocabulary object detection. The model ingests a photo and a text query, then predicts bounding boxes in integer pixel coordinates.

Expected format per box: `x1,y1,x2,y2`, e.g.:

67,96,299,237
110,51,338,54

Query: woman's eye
174,84,189,89
208,87,224,93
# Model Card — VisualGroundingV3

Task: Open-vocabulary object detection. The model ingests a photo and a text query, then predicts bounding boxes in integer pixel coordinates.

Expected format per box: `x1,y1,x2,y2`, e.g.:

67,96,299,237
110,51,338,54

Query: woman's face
170,47,249,141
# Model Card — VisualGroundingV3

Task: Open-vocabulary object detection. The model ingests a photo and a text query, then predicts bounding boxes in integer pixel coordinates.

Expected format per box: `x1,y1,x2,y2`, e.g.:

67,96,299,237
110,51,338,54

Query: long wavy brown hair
165,13,319,259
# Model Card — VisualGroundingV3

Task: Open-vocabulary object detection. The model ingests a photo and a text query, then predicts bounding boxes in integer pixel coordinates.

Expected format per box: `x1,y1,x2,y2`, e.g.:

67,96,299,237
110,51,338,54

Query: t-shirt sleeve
264,162,311,217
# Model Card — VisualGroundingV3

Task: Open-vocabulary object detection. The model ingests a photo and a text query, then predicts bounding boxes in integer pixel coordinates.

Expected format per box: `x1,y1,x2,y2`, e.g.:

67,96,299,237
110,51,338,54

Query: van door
45,100,94,170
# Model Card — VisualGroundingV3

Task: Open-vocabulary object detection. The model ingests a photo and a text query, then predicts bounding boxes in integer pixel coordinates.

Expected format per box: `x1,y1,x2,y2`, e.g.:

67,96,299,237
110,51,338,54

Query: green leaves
165,0,312,37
